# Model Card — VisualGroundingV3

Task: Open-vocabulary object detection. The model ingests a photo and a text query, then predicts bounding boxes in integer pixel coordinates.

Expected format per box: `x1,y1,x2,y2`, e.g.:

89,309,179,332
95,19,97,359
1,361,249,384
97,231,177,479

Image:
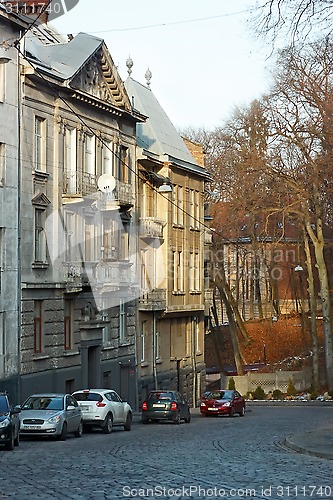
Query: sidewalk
283,426,333,460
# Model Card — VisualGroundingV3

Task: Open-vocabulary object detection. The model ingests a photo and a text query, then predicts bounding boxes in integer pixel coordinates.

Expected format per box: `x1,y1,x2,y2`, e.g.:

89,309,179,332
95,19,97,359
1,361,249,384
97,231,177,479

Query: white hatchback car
72,389,132,433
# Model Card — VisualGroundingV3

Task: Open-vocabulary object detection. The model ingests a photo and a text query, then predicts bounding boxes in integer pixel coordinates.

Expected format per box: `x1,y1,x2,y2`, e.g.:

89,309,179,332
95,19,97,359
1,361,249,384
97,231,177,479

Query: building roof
25,30,103,80
125,77,207,177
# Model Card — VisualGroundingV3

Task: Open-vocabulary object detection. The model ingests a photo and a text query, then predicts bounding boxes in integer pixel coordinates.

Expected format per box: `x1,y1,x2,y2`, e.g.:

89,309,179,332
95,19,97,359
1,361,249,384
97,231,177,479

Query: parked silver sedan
19,394,83,440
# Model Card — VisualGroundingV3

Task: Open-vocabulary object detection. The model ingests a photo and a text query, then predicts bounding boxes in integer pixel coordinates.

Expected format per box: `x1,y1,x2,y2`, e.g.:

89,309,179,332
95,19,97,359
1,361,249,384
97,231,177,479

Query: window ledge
32,262,49,269
33,354,50,361
140,361,149,368
189,290,202,295
155,358,163,365
172,291,185,296
63,350,79,357
119,341,131,347
196,351,202,356
190,227,200,232
172,224,184,229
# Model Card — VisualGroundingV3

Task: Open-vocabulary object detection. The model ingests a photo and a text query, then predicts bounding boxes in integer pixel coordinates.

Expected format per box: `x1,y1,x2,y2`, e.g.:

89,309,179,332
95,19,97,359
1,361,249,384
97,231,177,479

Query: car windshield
73,393,103,402
22,396,64,411
0,397,9,413
206,391,233,400
148,392,173,402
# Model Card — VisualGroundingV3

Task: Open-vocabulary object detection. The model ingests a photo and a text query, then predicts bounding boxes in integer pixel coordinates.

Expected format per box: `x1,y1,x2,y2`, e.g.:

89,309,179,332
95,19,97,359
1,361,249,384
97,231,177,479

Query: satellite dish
97,174,116,193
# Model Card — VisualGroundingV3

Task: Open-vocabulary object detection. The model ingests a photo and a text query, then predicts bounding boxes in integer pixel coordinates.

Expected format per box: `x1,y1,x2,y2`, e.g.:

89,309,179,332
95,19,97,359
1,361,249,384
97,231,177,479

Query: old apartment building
0,7,209,407
125,75,209,406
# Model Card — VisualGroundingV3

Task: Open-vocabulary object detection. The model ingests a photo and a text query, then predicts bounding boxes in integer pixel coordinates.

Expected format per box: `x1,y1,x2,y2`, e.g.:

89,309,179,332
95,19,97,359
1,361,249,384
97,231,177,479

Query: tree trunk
303,229,319,391
216,265,251,343
305,218,333,392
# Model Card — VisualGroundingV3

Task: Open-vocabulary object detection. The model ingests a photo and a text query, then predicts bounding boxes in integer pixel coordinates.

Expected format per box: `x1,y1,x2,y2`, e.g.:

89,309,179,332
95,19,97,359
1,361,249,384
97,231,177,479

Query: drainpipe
153,311,158,390
17,41,22,403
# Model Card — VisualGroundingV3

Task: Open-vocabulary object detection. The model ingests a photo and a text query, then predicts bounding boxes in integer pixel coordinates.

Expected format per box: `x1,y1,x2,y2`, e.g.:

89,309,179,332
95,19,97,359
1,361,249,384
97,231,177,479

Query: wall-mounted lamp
0,56,11,64
158,182,173,193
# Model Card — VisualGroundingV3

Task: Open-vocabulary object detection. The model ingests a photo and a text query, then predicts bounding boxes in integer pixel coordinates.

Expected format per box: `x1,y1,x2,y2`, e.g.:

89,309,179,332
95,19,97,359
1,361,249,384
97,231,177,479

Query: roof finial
126,55,133,76
145,67,152,88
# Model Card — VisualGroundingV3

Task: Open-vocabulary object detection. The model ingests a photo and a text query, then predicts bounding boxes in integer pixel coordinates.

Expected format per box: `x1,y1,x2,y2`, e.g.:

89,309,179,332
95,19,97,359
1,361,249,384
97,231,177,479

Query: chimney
4,1,50,23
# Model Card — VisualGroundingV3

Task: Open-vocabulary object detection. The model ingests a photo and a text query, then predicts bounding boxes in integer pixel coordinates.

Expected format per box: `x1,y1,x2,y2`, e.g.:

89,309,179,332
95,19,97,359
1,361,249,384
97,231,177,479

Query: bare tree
263,38,333,391
254,0,333,44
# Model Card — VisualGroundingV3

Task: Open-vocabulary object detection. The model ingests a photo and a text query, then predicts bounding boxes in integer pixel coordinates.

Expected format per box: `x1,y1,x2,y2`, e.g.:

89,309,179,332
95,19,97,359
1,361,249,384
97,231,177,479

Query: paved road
0,405,332,499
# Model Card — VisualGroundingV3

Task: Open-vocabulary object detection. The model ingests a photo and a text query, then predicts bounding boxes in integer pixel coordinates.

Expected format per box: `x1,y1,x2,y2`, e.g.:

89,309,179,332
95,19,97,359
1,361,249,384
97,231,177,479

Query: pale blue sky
52,0,275,130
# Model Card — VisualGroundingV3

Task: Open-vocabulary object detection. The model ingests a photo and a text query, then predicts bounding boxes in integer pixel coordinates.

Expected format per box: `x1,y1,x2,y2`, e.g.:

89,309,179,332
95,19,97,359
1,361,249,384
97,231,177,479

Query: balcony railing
139,288,167,310
63,172,97,197
63,260,132,292
63,174,134,207
139,217,166,240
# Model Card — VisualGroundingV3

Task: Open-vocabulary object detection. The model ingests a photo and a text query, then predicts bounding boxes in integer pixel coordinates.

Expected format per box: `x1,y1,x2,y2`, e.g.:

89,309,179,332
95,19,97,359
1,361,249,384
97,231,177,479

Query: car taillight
142,402,148,411
96,402,106,407
170,402,178,411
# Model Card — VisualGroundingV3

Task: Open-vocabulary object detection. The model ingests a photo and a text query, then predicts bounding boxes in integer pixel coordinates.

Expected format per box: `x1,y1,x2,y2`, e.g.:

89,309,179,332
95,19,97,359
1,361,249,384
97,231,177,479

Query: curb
283,429,333,460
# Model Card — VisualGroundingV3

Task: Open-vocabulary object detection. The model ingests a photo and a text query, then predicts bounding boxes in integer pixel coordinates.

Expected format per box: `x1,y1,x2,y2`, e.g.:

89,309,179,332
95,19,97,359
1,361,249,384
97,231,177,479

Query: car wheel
173,412,181,425
184,412,191,423
5,431,14,451
239,406,245,417
59,422,68,441
14,429,19,447
229,407,235,418
124,412,132,431
102,414,113,434
74,420,83,438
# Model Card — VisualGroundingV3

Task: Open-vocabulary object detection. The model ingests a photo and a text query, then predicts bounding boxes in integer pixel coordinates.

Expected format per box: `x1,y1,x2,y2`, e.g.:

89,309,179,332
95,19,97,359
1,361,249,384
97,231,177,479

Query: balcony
139,289,167,311
63,174,134,208
63,260,132,293
63,172,97,198
139,217,166,240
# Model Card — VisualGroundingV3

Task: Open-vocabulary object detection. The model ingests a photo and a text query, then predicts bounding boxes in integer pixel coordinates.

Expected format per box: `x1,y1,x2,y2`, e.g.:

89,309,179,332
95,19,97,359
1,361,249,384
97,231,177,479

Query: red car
200,390,245,417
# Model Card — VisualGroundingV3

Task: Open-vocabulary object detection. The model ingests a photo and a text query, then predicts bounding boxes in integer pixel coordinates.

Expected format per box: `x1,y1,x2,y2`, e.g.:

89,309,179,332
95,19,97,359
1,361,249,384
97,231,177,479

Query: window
84,134,95,175
34,117,46,171
34,301,43,353
119,299,126,343
185,318,191,356
64,300,74,351
193,316,200,353
155,328,160,360
120,224,129,260
172,185,184,226
64,127,77,194
140,321,146,363
0,143,5,186
102,217,118,260
194,253,200,291
118,145,129,182
194,191,200,228
84,217,95,262
34,208,47,263
173,250,184,292
102,141,113,176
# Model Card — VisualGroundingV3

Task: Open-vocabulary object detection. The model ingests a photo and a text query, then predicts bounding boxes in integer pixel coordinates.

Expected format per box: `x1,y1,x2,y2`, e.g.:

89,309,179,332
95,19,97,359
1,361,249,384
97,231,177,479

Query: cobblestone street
1,405,332,499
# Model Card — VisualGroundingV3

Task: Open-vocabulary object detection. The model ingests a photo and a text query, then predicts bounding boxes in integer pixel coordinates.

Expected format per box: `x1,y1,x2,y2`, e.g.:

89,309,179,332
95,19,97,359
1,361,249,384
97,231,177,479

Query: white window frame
34,116,46,172
119,299,126,343
140,321,146,363
64,127,77,194
34,208,47,263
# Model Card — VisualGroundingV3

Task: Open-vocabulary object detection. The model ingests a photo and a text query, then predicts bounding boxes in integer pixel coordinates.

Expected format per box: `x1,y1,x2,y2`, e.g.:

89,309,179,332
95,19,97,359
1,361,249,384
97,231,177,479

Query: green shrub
228,377,236,390
287,379,296,397
252,385,266,400
272,389,283,400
